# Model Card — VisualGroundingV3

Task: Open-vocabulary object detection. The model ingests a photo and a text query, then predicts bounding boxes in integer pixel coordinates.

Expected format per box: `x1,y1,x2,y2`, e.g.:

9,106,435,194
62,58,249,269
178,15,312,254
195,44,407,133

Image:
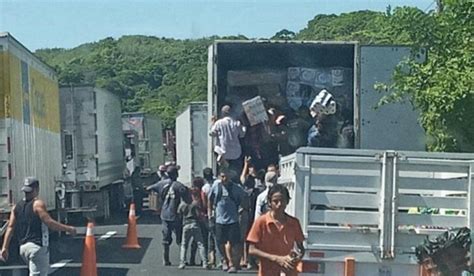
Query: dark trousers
162,220,183,246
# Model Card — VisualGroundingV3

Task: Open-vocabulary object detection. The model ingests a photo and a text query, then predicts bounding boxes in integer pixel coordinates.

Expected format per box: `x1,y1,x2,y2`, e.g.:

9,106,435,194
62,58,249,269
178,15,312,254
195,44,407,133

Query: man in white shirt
210,105,246,181
254,171,278,220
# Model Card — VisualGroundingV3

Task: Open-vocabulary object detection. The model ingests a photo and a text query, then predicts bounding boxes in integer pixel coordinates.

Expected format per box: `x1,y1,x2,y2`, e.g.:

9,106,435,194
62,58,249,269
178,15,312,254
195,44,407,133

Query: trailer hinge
294,164,310,173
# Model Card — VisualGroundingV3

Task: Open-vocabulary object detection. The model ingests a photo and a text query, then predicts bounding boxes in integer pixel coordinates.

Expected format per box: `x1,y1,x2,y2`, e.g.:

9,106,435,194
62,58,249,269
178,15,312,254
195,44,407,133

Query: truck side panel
191,104,208,183
145,115,164,171
358,46,426,151
0,35,60,212
122,113,164,173
95,87,124,187
60,86,97,184
176,102,208,186
282,147,474,273
176,106,192,185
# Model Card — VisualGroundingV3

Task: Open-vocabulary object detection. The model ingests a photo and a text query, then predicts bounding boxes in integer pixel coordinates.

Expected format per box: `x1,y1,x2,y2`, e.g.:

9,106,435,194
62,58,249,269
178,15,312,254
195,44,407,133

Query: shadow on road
51,236,152,264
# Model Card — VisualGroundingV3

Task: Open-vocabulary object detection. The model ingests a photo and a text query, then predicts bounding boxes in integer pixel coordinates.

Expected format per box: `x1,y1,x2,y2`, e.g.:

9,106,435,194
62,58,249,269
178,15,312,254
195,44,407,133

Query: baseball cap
22,177,39,192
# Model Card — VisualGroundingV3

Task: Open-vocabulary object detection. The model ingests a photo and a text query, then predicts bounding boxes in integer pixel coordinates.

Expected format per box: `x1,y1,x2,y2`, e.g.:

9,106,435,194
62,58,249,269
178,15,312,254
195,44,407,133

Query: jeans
190,221,208,264
19,242,49,276
180,222,207,267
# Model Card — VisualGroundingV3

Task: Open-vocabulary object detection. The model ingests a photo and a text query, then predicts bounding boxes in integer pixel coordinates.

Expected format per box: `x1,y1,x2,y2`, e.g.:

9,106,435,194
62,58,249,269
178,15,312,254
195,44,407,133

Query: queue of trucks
0,33,166,226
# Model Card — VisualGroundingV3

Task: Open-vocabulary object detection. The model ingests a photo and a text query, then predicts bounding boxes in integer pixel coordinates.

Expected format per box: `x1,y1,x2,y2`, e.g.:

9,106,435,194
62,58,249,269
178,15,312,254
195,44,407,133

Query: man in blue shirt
208,168,245,273
147,166,188,266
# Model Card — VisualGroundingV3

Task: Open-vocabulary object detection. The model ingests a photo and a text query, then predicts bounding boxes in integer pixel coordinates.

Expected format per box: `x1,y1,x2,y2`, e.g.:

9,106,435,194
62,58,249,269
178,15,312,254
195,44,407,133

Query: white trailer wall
176,102,208,186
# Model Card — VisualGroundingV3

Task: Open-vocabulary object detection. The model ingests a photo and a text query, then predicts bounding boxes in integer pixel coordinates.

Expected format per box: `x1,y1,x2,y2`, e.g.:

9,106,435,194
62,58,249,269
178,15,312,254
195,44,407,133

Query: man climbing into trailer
1,177,77,275
210,105,246,181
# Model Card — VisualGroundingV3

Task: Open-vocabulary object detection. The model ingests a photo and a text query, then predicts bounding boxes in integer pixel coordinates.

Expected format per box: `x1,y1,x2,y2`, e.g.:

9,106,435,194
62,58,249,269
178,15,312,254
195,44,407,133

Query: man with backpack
208,168,246,273
147,165,188,266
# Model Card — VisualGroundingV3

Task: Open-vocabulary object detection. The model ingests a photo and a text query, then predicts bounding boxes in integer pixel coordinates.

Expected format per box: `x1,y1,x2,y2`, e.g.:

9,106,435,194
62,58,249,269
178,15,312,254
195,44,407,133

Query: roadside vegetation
36,1,473,151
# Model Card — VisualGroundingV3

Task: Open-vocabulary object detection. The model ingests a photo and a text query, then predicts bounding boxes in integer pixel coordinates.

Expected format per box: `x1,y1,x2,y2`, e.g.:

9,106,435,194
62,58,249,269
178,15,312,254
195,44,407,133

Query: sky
0,0,435,51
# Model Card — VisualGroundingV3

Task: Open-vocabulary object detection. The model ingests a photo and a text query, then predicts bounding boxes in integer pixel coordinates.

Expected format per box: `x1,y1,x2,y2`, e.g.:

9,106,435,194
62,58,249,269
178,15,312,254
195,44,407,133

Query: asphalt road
0,210,256,276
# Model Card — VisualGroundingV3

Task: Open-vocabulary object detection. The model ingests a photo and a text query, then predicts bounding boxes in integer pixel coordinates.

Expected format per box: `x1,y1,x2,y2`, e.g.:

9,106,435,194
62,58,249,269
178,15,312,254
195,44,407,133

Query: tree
271,29,296,40
380,1,474,151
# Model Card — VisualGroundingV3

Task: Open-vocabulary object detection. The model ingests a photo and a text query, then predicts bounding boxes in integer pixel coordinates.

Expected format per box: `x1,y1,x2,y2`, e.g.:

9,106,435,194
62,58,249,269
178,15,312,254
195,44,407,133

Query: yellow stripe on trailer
0,34,60,133
0,52,6,119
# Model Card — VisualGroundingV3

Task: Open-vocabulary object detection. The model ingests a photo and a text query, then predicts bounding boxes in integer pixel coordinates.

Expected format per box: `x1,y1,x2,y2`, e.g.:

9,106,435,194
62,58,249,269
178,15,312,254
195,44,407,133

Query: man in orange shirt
247,184,305,276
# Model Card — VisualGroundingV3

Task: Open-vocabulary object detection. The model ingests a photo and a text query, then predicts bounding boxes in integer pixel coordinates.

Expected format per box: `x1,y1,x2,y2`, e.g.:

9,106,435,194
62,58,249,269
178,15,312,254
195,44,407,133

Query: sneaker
246,263,257,270
222,263,229,272
178,264,186,269
203,264,211,270
227,267,238,273
163,261,172,266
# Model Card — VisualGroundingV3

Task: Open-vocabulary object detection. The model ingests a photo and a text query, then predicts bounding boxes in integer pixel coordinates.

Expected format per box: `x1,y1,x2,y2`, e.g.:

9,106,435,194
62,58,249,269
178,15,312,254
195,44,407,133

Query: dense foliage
378,1,473,151
37,36,212,127
35,3,473,151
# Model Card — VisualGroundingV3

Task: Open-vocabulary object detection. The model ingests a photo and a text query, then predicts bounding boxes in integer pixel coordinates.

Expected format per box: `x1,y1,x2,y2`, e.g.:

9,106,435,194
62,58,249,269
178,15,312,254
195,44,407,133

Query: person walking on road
0,177,77,276
247,184,305,276
201,167,220,267
208,168,246,273
146,165,188,266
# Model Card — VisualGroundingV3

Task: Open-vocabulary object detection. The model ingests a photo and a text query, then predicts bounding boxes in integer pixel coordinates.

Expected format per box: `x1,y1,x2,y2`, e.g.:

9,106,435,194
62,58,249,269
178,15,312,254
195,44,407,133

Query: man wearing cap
147,166,189,266
149,164,168,185
210,105,246,178
254,171,278,220
1,177,77,275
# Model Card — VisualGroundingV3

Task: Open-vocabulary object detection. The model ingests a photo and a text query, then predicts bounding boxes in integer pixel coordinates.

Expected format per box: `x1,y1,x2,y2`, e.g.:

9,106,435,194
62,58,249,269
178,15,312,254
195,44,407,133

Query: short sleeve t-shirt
246,212,305,276
208,180,245,225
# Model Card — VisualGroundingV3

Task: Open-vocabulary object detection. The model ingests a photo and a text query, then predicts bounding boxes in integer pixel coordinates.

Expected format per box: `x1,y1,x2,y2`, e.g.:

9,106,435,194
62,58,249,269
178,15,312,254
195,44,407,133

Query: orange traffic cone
122,203,141,249
80,222,98,276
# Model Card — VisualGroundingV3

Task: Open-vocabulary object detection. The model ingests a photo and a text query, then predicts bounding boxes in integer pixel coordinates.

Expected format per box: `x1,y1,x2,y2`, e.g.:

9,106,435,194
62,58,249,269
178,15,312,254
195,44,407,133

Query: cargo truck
280,147,474,275
122,112,165,212
57,85,124,219
176,102,208,186
122,112,164,177
0,33,61,223
207,40,426,171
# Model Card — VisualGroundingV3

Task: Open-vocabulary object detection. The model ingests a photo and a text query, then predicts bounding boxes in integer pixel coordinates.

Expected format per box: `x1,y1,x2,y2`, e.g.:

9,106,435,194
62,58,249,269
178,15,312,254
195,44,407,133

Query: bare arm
240,157,250,184
207,192,214,218
1,206,17,260
34,200,76,235
238,121,246,138
209,116,218,137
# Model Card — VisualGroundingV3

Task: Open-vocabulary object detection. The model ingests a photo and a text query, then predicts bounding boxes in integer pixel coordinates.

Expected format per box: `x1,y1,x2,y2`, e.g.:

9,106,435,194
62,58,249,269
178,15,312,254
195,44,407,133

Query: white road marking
49,259,72,274
98,231,117,240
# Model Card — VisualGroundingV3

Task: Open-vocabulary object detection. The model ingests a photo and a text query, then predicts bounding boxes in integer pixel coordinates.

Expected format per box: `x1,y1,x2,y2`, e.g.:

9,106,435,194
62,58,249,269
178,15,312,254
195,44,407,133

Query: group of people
146,160,305,275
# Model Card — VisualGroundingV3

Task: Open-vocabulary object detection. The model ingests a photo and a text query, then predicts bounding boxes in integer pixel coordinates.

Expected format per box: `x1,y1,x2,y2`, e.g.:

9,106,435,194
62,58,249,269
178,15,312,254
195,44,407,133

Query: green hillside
35,3,473,151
